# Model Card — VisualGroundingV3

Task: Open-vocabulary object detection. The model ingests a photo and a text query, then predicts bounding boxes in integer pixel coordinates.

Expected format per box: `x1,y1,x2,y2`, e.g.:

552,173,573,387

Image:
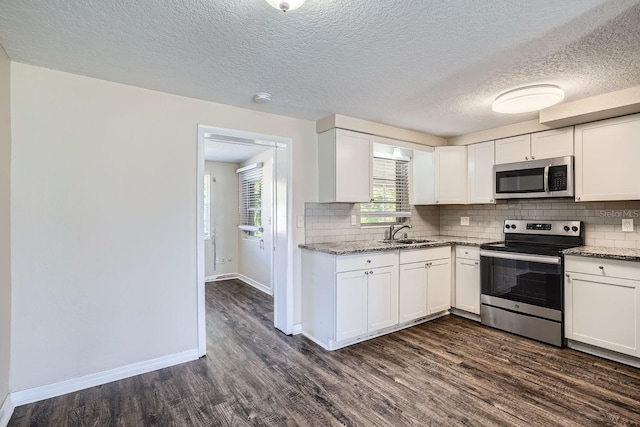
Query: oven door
480,250,563,319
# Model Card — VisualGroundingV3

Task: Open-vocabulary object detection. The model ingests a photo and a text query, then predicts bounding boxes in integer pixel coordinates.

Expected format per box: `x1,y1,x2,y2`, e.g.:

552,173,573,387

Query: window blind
237,163,263,235
360,157,410,224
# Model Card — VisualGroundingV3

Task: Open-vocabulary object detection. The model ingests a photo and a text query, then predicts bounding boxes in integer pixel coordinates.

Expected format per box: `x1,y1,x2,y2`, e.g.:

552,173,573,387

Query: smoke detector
253,92,272,104
266,0,306,12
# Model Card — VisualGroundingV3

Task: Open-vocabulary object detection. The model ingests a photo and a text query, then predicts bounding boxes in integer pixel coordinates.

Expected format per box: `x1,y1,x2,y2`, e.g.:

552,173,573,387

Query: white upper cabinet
412,148,435,205
495,134,531,164
574,114,640,202
467,141,495,204
530,127,574,160
495,127,574,164
434,146,468,204
318,129,372,203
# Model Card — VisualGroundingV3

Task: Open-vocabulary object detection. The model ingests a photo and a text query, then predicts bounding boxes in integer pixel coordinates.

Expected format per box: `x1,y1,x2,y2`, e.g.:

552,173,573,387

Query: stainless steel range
479,220,584,347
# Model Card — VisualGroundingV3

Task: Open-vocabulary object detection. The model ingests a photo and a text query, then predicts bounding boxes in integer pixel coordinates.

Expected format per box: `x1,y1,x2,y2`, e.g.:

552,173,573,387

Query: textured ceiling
1,0,640,136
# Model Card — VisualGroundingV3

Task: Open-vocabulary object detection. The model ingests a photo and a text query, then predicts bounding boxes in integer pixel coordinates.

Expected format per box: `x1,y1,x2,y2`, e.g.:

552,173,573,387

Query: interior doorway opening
196,126,292,356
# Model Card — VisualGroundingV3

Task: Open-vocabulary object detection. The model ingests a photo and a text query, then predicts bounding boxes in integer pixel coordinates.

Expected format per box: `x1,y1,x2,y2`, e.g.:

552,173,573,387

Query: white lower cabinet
454,246,480,315
399,262,428,323
302,246,452,350
399,247,451,322
335,270,368,342
302,250,399,349
565,256,640,357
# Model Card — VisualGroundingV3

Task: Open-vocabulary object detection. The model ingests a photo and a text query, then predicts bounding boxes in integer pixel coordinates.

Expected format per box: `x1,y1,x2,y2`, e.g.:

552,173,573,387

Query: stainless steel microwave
494,155,574,199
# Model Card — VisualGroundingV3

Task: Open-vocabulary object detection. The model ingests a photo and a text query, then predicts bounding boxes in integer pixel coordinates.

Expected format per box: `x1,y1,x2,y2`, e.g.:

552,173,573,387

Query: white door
495,134,531,164
575,114,640,201
367,266,399,332
399,262,428,322
427,259,452,314
467,140,495,204
412,149,435,205
565,272,639,356
335,130,372,202
336,270,368,341
530,127,574,160
455,258,480,314
435,146,468,204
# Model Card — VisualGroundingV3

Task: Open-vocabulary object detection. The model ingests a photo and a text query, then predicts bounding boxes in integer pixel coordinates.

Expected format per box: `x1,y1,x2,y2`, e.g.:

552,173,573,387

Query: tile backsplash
304,203,439,244
305,200,640,248
440,200,640,249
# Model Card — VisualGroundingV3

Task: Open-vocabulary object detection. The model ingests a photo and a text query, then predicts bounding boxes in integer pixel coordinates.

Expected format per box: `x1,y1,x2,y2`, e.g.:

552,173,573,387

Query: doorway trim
197,125,293,356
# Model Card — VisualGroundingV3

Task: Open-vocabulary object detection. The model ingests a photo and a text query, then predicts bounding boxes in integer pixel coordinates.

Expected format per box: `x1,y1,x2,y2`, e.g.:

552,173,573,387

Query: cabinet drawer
565,256,640,281
455,246,480,260
336,251,396,272
400,246,451,264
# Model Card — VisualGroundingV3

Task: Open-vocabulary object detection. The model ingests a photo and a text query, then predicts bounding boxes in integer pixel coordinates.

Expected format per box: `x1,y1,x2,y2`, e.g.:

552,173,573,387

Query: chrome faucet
389,223,412,240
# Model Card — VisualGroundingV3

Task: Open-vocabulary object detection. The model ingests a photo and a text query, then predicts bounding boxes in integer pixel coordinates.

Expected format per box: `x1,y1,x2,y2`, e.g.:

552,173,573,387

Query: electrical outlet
351,215,357,226
297,215,304,228
220,258,225,264
461,217,470,226
622,218,634,232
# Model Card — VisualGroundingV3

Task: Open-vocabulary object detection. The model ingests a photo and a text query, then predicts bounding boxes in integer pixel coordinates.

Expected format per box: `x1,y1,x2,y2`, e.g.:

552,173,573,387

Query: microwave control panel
548,165,568,191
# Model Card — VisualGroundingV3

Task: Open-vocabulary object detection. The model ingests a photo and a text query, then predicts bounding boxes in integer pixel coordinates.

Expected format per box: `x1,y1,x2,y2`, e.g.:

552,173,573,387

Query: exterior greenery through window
361,156,410,225
237,163,263,238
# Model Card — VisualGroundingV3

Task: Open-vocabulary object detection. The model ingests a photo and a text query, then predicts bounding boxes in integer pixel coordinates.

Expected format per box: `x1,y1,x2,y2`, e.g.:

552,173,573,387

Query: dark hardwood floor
10,279,640,426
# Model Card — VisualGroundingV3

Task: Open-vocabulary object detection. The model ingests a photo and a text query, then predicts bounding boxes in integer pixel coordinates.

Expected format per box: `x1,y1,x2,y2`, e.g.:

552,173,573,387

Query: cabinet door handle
525,156,529,160
566,274,570,278
474,261,479,265
576,196,581,201
531,156,535,160
369,271,373,275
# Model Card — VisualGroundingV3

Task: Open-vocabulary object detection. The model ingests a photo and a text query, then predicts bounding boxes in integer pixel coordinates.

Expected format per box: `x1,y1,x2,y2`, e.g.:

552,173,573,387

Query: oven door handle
479,249,561,265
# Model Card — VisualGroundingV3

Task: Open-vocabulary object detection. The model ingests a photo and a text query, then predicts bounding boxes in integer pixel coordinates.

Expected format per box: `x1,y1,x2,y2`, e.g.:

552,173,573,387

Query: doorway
196,125,292,356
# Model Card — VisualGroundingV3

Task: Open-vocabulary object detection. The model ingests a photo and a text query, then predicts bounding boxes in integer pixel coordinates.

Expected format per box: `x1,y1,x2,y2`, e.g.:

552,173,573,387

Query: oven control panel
504,220,582,236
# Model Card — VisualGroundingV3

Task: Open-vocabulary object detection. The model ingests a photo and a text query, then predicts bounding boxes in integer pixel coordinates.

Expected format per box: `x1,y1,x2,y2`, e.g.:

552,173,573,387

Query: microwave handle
544,165,550,193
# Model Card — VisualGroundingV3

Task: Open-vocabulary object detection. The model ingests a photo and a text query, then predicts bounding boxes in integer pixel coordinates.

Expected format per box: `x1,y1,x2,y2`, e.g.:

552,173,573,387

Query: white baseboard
205,273,238,282
567,340,640,369
205,273,272,296
292,324,302,335
0,394,14,427
10,349,199,407
237,274,272,296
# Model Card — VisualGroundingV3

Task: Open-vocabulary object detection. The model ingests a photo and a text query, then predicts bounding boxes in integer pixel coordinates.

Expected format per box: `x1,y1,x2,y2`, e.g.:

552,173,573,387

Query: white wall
0,45,12,411
9,63,317,393
204,161,238,278
238,149,274,290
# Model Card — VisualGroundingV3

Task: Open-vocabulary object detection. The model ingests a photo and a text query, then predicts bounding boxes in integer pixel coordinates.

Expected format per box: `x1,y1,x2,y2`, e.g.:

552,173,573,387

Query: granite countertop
563,246,640,262
299,236,501,256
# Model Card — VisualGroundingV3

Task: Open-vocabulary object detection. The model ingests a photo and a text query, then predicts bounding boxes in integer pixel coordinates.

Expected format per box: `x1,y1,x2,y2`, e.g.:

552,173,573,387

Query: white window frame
360,155,411,226
237,162,264,238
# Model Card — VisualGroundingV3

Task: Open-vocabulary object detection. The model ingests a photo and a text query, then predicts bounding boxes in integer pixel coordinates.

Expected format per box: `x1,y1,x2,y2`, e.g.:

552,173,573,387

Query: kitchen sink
379,238,434,245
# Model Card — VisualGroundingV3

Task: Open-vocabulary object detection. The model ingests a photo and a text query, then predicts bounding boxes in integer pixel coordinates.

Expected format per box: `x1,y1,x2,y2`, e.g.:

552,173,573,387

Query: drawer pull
364,271,369,276
598,265,604,270
366,260,371,264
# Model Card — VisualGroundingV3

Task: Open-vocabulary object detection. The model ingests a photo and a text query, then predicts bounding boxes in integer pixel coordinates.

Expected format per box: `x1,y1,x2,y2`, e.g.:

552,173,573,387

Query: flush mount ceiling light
492,84,565,114
253,92,272,104
266,0,306,12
